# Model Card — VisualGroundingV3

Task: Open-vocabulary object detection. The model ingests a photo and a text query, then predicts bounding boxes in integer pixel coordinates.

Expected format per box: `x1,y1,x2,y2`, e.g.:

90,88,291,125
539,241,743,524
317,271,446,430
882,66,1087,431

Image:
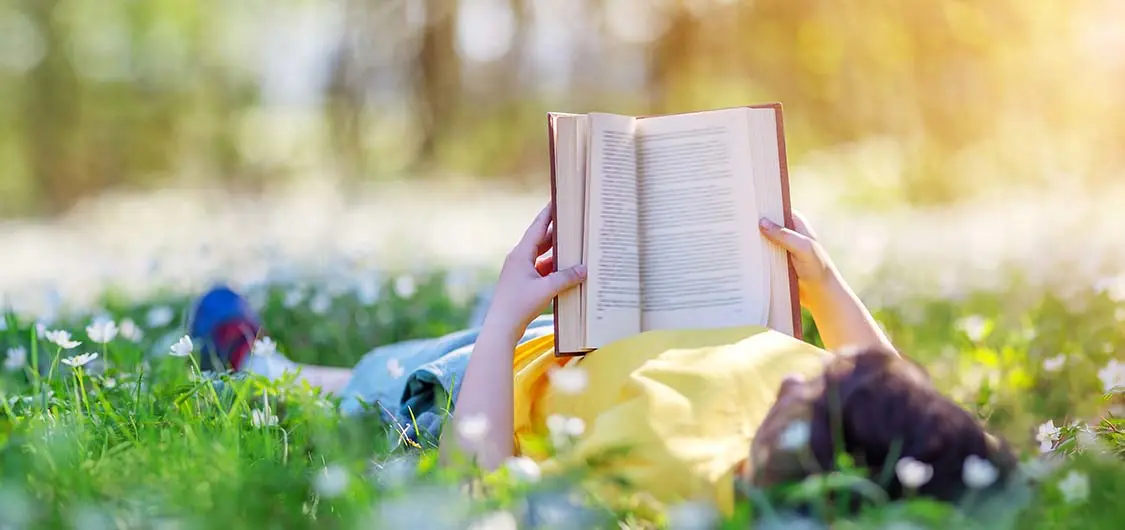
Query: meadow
1,186,1125,529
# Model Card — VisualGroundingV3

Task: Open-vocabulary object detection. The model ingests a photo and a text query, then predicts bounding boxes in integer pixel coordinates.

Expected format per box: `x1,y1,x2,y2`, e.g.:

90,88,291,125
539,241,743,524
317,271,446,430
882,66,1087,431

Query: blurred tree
22,0,83,215
413,0,460,167
648,0,698,114
1,0,1122,216
325,0,368,183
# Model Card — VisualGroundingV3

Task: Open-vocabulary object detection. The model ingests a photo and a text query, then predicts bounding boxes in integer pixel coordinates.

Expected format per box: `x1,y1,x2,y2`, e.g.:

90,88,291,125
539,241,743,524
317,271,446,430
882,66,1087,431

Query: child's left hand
485,203,587,334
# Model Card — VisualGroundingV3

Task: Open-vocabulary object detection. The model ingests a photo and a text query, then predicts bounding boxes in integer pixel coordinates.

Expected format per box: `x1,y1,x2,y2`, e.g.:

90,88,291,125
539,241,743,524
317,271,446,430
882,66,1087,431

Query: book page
748,107,796,336
585,113,641,347
635,109,768,331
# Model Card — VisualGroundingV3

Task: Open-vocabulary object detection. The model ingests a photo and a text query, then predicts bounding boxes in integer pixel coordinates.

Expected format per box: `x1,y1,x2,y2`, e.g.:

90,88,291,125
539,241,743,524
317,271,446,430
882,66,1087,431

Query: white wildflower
1057,470,1089,504
386,358,405,379
102,377,117,389
4,347,27,372
894,457,934,489
1036,420,1061,453
252,337,278,357
250,409,278,428
548,366,588,395
666,500,720,530
61,352,98,368
457,413,490,443
962,455,999,489
504,456,542,483
45,330,81,350
85,319,118,344
169,336,193,357
119,318,144,342
312,465,349,499
777,420,811,451
546,414,585,448
467,510,518,530
1097,359,1125,394
1042,354,1066,373
309,292,332,315
393,275,416,298
956,315,989,342
146,306,175,328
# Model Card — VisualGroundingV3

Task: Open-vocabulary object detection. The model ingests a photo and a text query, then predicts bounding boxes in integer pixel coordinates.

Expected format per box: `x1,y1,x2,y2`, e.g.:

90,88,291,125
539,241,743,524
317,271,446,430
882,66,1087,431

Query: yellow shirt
511,326,830,516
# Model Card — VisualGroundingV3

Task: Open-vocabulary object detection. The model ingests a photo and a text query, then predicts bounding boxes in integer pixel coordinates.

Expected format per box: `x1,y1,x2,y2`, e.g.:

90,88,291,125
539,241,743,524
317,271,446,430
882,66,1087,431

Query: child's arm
439,204,587,471
759,213,897,355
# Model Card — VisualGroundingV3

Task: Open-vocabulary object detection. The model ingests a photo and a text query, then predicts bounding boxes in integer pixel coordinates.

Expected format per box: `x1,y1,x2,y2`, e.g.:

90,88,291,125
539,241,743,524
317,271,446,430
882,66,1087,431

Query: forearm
804,274,897,356
438,316,521,470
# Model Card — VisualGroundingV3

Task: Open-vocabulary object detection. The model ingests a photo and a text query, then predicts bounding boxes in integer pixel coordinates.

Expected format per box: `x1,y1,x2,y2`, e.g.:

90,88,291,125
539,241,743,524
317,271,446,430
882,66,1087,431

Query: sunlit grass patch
0,271,1123,528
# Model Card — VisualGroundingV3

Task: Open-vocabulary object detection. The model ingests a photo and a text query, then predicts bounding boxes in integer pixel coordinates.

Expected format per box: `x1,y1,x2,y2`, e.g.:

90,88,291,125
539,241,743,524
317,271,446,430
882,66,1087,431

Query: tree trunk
22,0,84,215
648,1,699,114
413,0,461,169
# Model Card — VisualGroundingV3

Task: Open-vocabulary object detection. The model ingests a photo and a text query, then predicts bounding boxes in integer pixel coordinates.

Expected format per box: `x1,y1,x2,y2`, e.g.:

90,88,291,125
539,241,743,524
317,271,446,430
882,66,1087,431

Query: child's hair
748,347,1019,508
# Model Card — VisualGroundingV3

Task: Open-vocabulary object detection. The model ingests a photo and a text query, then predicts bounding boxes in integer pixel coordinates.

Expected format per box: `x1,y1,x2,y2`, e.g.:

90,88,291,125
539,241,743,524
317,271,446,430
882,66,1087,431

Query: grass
1,270,1124,529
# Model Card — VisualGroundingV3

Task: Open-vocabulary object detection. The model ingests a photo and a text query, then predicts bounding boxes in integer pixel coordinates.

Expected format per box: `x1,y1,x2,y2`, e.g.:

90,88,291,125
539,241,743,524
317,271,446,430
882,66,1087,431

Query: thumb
544,264,587,295
759,218,813,257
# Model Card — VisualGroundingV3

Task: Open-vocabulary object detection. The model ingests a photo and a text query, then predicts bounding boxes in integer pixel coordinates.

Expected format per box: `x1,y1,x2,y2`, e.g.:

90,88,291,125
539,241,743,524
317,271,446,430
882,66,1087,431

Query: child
187,202,1018,516
441,203,1019,515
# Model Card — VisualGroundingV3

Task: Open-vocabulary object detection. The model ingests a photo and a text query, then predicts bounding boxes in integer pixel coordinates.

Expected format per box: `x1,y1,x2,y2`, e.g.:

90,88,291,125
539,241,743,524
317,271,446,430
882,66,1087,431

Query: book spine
770,104,803,340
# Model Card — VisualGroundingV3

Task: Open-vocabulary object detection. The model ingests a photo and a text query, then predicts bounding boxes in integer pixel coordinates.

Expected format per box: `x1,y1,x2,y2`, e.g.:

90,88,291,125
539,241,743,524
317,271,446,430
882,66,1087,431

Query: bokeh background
1,0,1124,313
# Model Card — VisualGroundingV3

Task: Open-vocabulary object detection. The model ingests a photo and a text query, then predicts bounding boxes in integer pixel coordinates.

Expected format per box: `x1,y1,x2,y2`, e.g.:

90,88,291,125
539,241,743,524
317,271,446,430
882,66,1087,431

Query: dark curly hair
747,347,1019,509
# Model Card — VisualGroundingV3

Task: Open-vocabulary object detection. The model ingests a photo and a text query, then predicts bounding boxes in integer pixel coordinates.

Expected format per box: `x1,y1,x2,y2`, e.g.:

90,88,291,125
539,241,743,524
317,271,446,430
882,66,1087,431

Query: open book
548,104,801,355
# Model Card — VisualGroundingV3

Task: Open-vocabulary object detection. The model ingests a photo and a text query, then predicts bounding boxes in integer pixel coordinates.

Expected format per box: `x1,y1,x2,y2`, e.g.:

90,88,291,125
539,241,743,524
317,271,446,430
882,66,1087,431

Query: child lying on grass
186,203,1020,519
439,203,1021,516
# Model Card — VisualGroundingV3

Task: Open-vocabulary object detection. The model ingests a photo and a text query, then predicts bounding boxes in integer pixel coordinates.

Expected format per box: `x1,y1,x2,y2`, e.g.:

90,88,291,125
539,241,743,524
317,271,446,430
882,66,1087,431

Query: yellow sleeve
511,335,568,459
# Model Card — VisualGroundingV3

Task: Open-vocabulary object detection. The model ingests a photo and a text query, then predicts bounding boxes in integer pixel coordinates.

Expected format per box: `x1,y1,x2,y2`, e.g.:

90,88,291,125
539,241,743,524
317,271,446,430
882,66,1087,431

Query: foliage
0,271,1124,528
2,0,1123,215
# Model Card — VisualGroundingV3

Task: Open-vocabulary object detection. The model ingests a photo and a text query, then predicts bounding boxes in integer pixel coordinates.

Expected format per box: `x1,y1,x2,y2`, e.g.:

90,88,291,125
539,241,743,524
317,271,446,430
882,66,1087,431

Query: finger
789,210,818,240
535,254,555,277
516,203,554,258
544,264,587,295
535,222,555,258
759,218,813,256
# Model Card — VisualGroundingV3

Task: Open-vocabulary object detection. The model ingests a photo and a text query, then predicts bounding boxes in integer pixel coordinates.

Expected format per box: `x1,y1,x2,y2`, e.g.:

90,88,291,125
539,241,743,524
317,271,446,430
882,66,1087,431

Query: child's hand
486,203,587,334
758,211,840,304
759,211,895,354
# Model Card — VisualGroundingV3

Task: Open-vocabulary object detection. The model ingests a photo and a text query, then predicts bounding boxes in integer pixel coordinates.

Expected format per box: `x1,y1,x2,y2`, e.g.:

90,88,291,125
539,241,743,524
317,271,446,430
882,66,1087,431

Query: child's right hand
758,211,841,304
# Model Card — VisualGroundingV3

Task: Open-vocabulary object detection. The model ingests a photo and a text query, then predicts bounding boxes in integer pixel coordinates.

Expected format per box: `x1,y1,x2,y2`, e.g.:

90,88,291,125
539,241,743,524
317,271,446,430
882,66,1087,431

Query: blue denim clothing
337,315,556,443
